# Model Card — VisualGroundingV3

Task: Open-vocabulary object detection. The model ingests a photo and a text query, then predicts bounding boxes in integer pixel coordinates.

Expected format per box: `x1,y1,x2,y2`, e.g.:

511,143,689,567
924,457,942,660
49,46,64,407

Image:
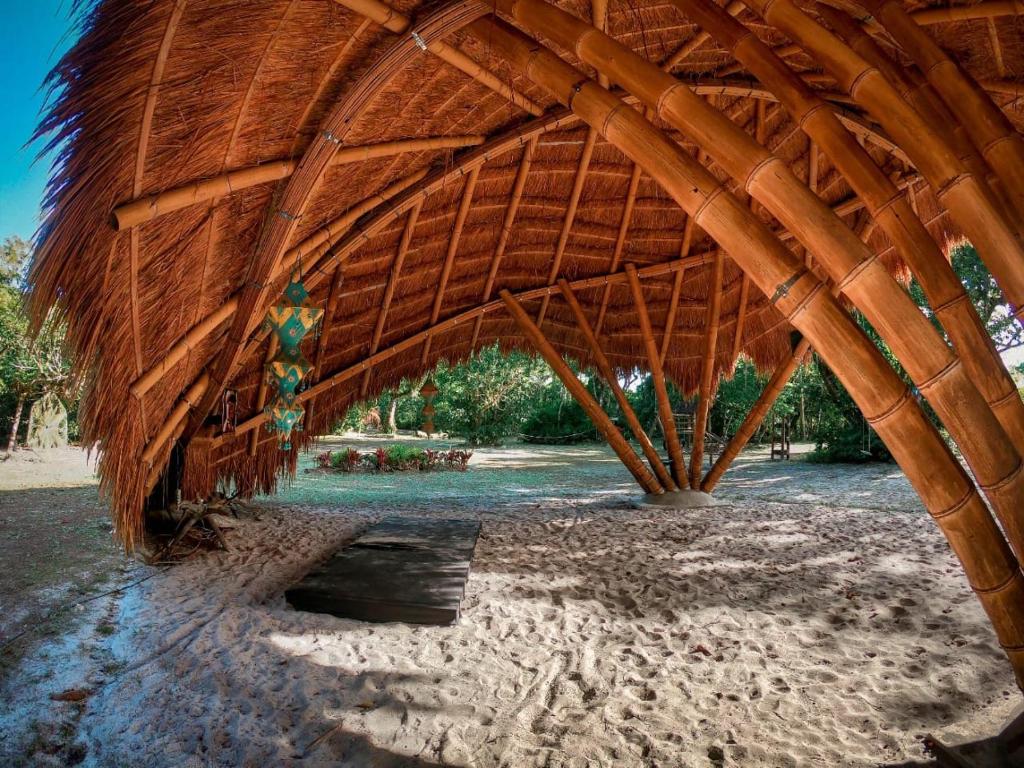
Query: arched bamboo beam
494,0,1024,557
110,136,485,230
559,279,678,492
537,127,598,325
422,165,480,365
703,336,811,492
909,1,1024,24
741,0,1024,317
471,136,537,351
690,249,724,488
671,0,1024,452
860,0,1024,225
626,263,688,488
183,0,495,444
502,289,663,494
363,200,422,396
467,13,1024,681
328,0,543,115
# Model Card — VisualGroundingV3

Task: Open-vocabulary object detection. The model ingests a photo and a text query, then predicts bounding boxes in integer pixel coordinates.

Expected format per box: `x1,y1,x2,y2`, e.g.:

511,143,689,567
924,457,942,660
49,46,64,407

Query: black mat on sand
286,517,481,625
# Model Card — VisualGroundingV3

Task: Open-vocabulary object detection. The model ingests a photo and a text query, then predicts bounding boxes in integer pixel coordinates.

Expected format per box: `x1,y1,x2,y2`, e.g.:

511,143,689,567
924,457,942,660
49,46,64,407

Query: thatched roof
28,0,1024,546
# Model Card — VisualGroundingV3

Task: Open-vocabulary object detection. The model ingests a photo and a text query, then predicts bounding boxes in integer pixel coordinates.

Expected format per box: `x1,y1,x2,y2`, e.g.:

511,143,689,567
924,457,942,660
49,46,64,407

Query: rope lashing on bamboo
462,12,1024,683
491,0,1024,562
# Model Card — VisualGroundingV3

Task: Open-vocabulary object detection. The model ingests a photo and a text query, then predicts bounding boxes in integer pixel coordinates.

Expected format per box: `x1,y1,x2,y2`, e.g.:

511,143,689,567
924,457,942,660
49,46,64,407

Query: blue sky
0,2,83,242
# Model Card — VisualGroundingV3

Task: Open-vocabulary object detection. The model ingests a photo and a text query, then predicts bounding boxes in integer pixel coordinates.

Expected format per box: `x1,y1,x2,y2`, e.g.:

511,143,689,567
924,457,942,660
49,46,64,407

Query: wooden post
472,13,1024,684
558,279,678,491
704,337,811,492
690,249,724,488
489,0,1024,567
625,263,688,488
673,0,1024,454
500,289,664,495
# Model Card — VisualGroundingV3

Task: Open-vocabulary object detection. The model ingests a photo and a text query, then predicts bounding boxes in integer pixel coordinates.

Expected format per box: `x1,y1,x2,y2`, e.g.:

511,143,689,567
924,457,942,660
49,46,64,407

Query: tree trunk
7,397,24,452
387,397,399,435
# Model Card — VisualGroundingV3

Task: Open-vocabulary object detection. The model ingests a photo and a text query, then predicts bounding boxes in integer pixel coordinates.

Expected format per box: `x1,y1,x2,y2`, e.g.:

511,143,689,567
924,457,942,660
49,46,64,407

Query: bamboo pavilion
28,0,1024,682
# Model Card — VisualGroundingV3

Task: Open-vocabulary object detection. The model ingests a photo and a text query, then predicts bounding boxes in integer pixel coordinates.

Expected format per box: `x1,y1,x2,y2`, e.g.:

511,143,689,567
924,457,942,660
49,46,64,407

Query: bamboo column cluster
500,289,663,494
468,11,1024,683
489,0,1024,567
626,264,688,488
559,279,678,492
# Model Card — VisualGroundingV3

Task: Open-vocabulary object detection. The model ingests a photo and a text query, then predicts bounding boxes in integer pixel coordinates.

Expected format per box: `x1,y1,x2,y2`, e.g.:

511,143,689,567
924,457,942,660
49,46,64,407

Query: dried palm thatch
26,0,1024,557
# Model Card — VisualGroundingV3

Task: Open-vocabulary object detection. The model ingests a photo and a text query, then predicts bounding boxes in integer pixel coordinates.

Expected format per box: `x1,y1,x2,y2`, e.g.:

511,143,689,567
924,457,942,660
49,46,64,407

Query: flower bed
315,445,472,473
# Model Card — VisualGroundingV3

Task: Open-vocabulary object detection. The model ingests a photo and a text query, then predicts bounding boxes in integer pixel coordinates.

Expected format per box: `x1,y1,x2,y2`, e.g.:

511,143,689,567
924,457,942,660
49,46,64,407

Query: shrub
316,451,333,469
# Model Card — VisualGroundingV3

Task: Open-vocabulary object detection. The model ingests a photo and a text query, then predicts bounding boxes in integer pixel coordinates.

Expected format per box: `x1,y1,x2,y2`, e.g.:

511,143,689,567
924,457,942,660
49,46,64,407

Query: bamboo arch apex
108,78,890,232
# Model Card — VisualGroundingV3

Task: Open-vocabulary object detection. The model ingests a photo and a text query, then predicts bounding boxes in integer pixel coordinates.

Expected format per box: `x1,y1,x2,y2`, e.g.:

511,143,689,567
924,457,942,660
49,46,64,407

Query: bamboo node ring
975,570,1020,596
656,84,688,120
915,357,960,394
982,133,1013,157
779,276,823,324
930,486,973,521
692,184,727,225
848,66,881,99
993,388,1022,409
865,389,912,427
980,459,1024,493
936,172,972,201
796,102,830,131
930,293,969,316
743,155,778,194
836,251,880,294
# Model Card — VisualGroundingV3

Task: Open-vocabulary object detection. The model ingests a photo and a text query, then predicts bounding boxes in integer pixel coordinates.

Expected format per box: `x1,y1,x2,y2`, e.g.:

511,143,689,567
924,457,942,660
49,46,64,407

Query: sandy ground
0,439,1019,767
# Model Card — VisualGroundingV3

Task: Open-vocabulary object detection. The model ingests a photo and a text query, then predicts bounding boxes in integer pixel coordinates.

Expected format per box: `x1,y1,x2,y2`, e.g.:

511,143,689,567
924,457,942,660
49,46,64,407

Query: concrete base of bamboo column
639,489,721,508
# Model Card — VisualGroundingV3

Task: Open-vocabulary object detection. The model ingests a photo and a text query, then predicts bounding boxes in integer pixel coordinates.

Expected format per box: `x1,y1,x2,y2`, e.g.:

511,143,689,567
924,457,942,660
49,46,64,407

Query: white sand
2,445,1019,766
78,505,1019,765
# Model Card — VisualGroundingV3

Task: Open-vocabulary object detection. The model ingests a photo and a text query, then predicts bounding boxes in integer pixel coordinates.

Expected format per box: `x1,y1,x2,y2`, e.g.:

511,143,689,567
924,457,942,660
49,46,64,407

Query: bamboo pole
673,0,1024,451
658,215,697,360
559,279,678,491
703,337,811,492
363,200,421,395
422,165,480,365
595,162,643,336
690,249,724,487
860,0,1024,226
471,137,537,351
537,127,598,325
141,374,209,467
500,290,663,494
740,0,1024,316
494,0,1024,558
111,136,485,230
625,264,688,488
468,14,1024,682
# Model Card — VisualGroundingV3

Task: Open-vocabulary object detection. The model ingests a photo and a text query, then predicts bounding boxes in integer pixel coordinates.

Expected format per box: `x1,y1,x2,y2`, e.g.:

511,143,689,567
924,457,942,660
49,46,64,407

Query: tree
909,241,1024,354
